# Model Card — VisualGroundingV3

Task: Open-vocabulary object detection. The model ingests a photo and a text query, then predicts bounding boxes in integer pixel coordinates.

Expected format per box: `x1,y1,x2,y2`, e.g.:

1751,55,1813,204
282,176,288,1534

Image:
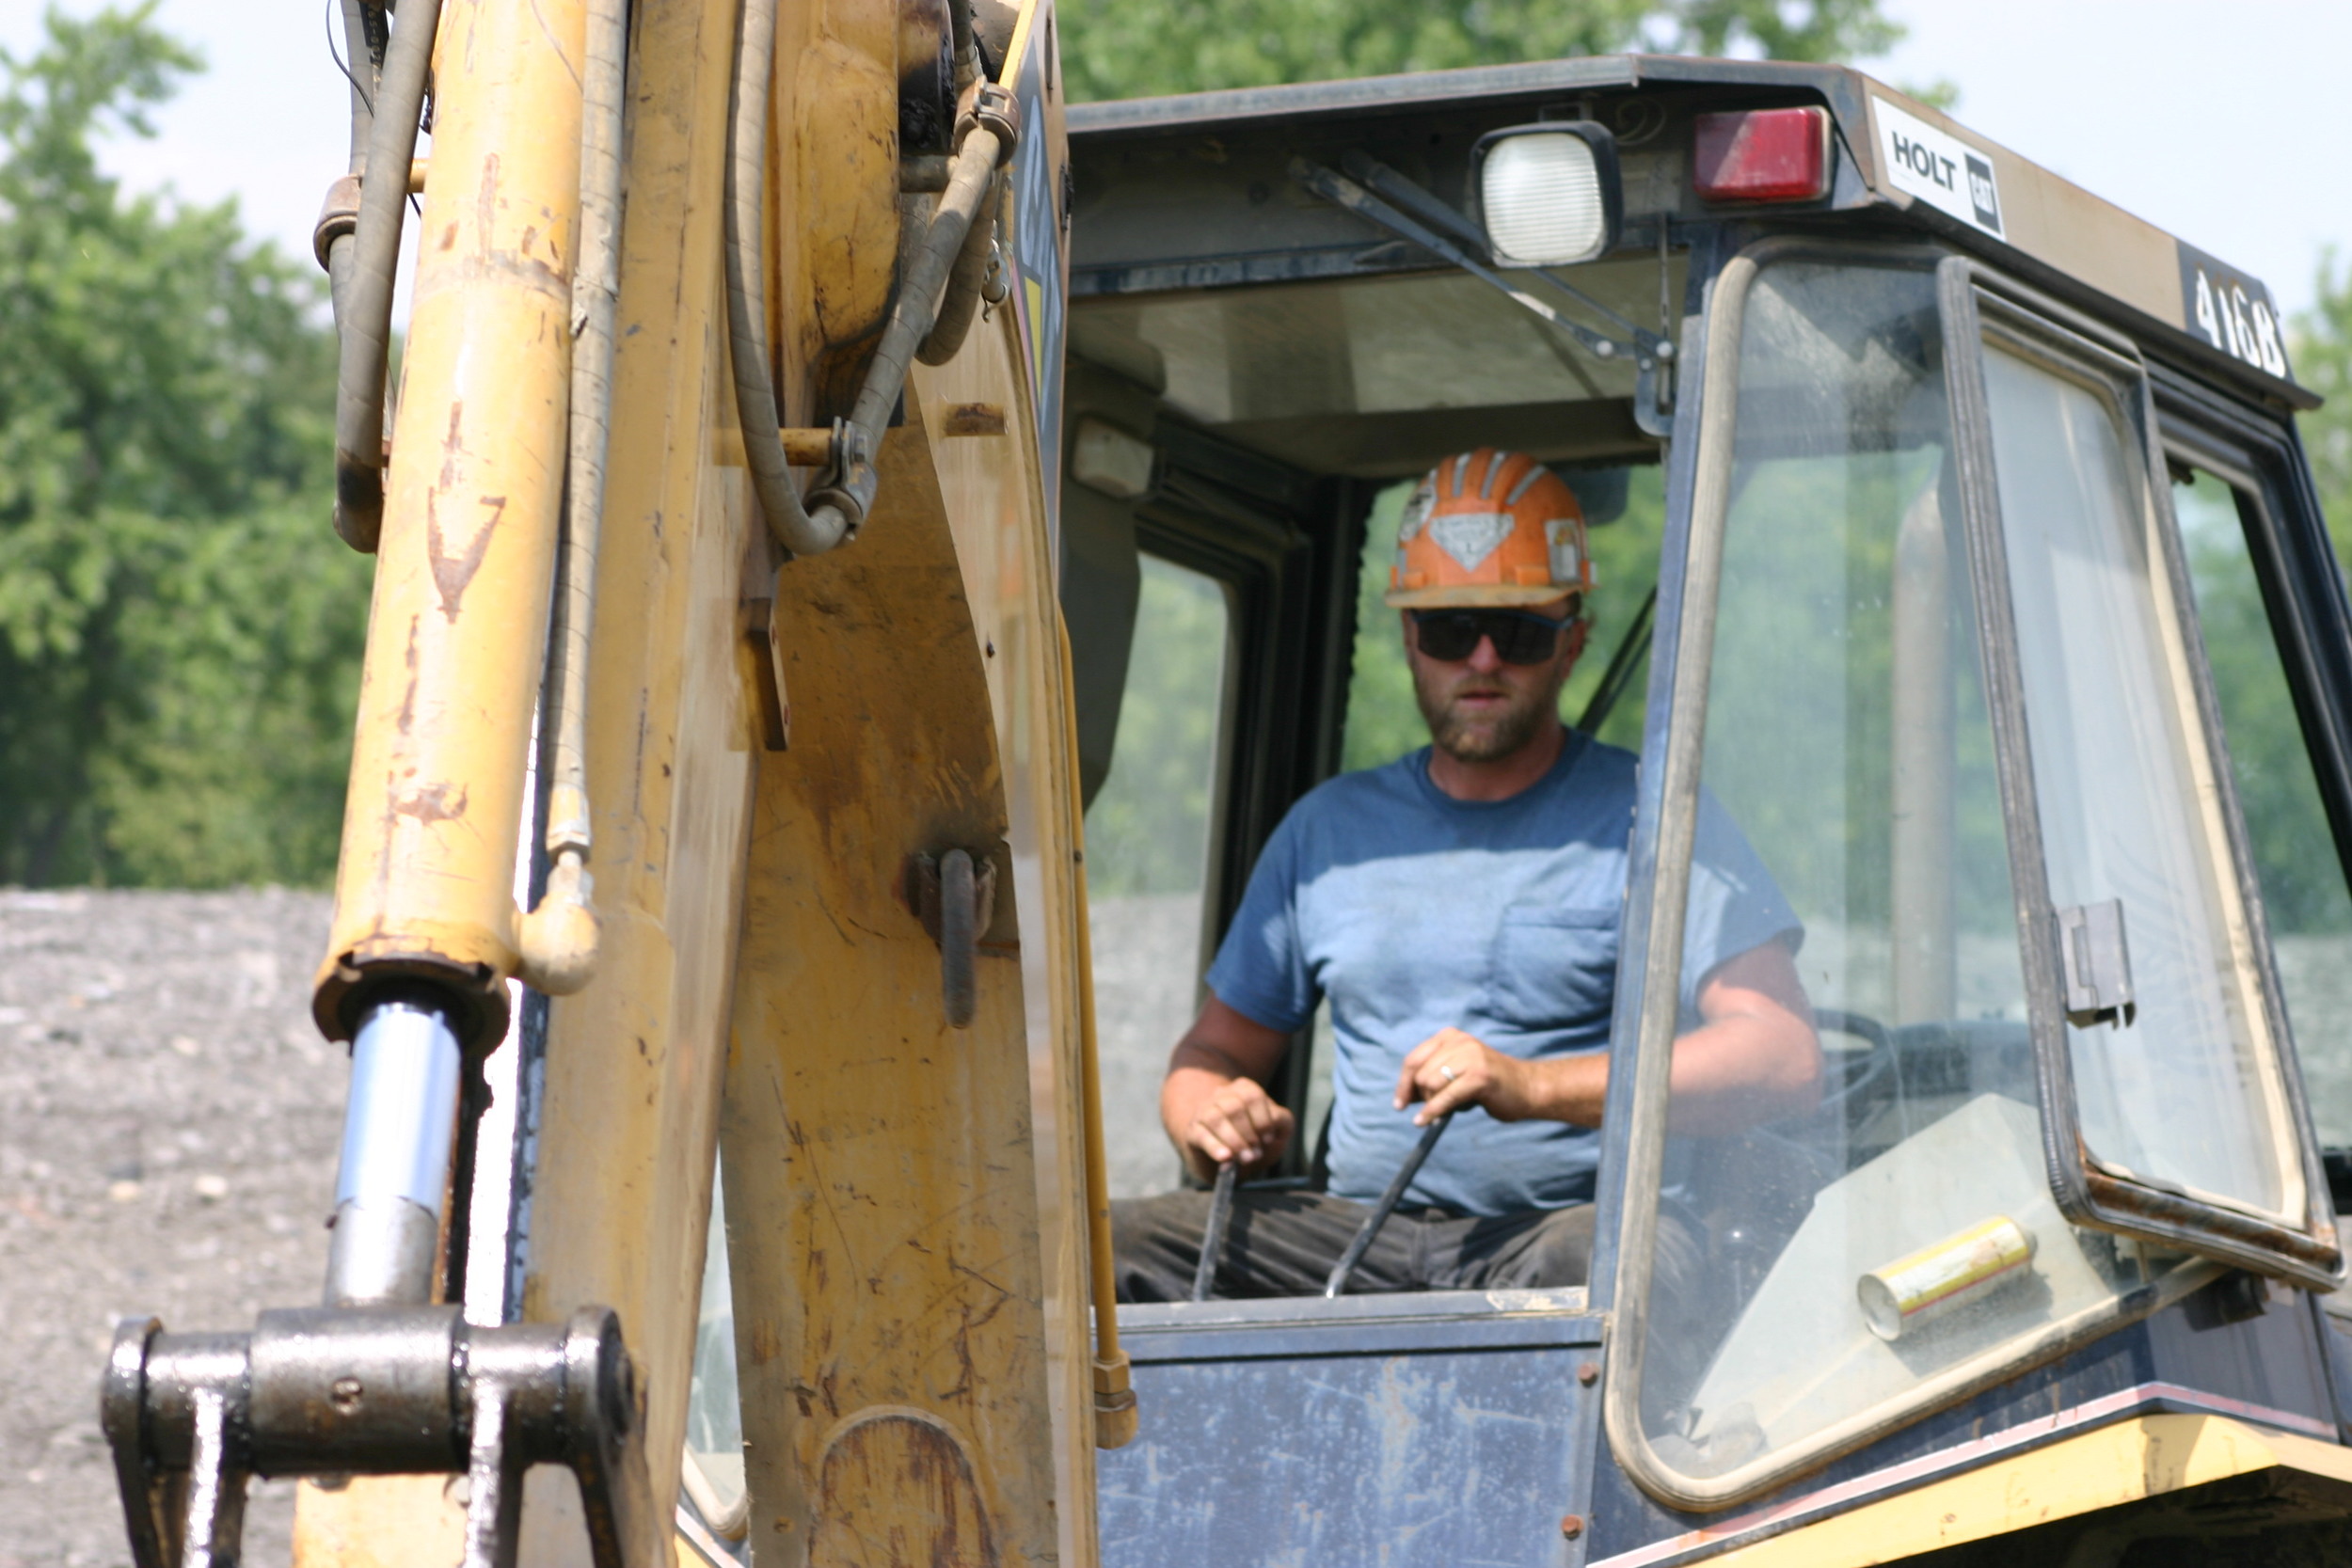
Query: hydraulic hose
949,0,979,94
723,0,848,558
804,102,1015,526
516,0,628,995
330,0,441,553
319,1,384,330
914,166,1003,367
726,0,1013,554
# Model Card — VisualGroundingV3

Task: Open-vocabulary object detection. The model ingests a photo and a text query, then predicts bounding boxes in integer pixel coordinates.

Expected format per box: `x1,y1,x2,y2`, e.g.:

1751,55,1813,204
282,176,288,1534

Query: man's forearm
1517,1052,1610,1126
1405,1006,1814,1132
1661,1013,1820,1133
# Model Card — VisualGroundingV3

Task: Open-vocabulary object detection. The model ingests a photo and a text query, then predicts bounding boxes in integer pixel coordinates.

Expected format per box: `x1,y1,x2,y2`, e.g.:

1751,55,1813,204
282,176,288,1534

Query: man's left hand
1394,1027,1550,1126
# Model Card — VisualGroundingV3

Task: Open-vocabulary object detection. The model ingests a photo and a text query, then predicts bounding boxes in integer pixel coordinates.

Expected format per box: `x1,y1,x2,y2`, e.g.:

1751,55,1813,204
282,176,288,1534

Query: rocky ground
0,886,1220,1563
0,889,343,1567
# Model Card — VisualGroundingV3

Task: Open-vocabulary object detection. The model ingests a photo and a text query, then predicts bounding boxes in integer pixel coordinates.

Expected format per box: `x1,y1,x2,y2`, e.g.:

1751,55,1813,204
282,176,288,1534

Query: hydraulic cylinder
312,0,589,1053
325,996,464,1306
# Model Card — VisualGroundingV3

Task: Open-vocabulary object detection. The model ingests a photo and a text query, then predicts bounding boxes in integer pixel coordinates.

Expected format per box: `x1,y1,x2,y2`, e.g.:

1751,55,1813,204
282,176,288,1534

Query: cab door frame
1593,233,2343,1515
1943,258,2342,1283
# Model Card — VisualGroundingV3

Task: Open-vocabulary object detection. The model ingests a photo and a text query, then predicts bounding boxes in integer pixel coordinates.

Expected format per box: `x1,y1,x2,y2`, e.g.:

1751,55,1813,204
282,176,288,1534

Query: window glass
1629,262,2136,1491
1984,350,2298,1217
2174,469,2352,1144
683,1167,745,1534
1342,466,1663,773
1086,555,1232,1198
1068,256,1682,432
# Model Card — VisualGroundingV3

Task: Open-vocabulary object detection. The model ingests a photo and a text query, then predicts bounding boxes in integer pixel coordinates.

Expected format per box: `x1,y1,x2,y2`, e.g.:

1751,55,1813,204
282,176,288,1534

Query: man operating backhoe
1113,448,1823,1301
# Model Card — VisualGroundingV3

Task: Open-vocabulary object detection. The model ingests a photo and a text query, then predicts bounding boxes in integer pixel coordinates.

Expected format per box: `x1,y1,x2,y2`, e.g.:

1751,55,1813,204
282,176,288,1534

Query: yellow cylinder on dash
1858,1215,2038,1342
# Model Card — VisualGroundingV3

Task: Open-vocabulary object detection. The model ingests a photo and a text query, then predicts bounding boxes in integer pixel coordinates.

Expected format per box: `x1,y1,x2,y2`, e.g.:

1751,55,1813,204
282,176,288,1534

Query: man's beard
1414,663,1560,763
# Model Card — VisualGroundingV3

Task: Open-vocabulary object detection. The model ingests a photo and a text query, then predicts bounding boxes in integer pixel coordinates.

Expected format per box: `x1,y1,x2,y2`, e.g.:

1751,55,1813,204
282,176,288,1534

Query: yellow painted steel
722,396,1060,1565
1703,1414,2352,1566
503,0,773,1557
916,271,1106,1558
311,0,588,1048
713,0,1097,1559
296,0,769,1557
294,0,1090,1558
1058,620,1136,1449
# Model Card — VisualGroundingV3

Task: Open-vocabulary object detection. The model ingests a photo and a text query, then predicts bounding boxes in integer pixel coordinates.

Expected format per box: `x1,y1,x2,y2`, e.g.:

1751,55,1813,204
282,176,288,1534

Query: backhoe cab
1040,55,2352,1568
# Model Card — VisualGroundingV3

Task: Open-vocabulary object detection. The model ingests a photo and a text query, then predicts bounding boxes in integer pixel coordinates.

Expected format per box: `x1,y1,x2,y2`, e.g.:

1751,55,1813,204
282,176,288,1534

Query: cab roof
1065,55,2312,414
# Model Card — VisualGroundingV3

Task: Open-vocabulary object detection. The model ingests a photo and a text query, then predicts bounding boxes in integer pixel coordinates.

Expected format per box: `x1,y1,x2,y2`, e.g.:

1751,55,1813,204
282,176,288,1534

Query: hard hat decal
1398,482,1435,543
1545,519,1582,584
1432,512,1514,574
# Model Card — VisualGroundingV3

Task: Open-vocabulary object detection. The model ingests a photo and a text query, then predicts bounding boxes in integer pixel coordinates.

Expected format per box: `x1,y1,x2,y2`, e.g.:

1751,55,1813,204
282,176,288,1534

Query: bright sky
0,0,2345,314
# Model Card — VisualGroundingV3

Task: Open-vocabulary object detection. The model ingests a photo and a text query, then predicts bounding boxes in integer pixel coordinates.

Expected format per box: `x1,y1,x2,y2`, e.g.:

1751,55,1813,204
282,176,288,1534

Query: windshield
1614,256,2168,1501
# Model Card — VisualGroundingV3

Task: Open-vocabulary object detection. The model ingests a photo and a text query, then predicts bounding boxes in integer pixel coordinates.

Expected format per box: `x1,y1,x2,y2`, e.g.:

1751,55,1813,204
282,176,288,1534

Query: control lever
1324,1112,1454,1297
103,1305,653,1568
1190,1161,1240,1302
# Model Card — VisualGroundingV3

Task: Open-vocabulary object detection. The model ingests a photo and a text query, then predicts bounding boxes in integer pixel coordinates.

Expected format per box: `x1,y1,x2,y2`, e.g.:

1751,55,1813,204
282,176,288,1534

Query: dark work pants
1113,1186,1602,1302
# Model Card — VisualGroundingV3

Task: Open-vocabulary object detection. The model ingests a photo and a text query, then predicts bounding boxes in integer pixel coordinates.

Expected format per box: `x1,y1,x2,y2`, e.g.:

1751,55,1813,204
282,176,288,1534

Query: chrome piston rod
324,996,464,1307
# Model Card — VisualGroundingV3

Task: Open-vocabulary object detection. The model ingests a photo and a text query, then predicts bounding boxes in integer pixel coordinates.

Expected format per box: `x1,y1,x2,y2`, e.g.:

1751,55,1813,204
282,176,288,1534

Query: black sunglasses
1410,607,1578,666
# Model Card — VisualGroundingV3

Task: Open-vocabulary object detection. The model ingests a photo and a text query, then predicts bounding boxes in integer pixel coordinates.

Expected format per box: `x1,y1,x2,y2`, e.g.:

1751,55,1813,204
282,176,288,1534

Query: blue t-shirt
1205,733,1799,1214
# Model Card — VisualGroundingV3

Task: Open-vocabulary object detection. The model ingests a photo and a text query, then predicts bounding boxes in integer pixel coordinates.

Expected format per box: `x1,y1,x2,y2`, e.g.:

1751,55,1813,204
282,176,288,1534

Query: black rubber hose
330,0,440,553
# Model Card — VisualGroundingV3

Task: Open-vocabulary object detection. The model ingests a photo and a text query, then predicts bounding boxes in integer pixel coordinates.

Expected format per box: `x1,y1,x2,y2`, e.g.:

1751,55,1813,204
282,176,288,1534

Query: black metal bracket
103,1304,653,1568
2058,898,2137,1029
908,847,1000,1028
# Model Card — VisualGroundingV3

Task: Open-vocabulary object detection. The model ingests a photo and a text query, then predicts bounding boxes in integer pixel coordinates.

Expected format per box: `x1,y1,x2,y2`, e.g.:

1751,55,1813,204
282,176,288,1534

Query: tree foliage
1061,0,1905,102
2296,252,2352,564
0,7,363,887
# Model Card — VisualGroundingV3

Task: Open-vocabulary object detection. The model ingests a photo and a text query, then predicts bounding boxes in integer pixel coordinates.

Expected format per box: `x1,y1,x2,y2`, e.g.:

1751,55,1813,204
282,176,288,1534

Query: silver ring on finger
1439,1063,1458,1084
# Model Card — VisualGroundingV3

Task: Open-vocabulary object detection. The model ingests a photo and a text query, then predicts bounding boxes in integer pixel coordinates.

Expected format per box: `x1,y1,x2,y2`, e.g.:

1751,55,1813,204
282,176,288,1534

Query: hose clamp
803,419,879,539
954,81,1021,165
312,173,364,272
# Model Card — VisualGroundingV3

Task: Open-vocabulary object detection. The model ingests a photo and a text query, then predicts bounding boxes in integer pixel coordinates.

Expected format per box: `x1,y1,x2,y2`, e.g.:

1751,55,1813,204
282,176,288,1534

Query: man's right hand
1178,1076,1296,1183
1159,994,1298,1183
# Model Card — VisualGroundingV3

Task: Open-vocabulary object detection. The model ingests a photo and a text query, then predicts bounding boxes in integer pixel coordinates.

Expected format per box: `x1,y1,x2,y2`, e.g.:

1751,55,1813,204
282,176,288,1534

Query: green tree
1063,0,1907,103
2296,251,2352,562
0,6,364,886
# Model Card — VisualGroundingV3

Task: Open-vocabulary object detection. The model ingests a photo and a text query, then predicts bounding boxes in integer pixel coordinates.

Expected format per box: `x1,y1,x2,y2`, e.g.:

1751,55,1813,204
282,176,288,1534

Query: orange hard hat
1385,449,1591,610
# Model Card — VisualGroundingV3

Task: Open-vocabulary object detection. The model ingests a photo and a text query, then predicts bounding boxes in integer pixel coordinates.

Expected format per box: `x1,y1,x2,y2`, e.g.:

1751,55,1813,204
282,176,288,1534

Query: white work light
1071,415,1157,499
1473,123,1623,268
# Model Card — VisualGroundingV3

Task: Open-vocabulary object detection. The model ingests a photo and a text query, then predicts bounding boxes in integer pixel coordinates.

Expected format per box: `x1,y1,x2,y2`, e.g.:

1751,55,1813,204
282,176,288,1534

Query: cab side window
1086,554,1235,1199
2172,466,2352,1147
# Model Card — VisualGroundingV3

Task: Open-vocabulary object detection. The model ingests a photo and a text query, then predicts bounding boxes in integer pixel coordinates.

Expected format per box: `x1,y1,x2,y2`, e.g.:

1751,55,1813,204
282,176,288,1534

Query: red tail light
1692,106,1832,203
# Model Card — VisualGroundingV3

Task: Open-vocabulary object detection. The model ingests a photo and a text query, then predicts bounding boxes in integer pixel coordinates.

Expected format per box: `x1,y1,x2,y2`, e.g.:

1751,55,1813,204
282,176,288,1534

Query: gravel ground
0,889,342,1568
1089,893,1206,1200
0,885,1224,1560
1089,891,1334,1199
